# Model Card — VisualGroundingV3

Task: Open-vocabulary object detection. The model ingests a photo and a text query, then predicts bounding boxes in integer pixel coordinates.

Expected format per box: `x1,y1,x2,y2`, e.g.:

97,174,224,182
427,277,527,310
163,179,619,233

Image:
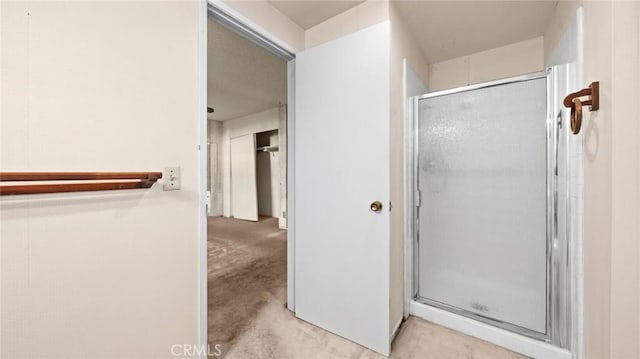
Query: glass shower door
416,75,549,336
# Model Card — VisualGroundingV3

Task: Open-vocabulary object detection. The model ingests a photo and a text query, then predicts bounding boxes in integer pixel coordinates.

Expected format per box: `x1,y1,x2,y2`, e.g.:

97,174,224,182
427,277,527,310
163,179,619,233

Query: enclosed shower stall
409,66,581,355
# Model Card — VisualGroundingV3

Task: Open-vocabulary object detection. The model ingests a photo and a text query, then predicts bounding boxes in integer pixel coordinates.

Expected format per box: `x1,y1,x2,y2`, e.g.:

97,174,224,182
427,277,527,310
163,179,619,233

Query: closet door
230,134,258,221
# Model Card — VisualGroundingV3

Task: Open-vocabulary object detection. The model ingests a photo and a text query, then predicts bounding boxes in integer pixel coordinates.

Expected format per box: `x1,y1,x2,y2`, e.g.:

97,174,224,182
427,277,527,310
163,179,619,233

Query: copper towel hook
571,98,582,135
563,81,599,134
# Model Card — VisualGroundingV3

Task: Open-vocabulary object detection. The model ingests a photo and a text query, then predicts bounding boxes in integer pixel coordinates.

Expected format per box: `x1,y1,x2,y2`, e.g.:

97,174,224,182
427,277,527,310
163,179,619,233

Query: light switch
163,166,181,191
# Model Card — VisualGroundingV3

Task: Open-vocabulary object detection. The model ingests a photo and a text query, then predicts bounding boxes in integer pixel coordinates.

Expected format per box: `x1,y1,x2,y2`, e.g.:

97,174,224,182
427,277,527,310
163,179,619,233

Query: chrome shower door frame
412,69,571,348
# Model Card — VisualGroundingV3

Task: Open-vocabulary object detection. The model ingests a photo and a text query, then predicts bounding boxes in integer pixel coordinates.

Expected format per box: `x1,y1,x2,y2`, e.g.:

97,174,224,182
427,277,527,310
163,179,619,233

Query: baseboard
390,317,403,342
410,301,572,359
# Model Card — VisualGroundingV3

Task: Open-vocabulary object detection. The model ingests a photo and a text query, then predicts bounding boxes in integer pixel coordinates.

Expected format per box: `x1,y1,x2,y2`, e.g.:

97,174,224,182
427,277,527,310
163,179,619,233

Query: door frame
411,71,555,341
201,0,298,352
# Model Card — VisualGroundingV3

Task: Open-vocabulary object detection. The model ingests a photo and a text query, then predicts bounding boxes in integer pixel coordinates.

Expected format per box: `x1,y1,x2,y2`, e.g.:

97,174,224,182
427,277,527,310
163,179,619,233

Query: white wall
305,0,390,49
389,1,429,336
609,4,640,356
0,1,202,357
428,37,545,91
221,107,283,218
544,2,640,358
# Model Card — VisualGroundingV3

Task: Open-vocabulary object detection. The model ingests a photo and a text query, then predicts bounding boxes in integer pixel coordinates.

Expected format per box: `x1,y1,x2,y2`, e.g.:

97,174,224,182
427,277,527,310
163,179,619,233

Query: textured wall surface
1,1,203,357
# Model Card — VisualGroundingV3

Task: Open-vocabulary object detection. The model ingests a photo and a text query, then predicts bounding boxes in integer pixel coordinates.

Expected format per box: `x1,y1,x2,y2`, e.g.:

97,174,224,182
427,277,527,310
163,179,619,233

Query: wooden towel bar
0,172,162,196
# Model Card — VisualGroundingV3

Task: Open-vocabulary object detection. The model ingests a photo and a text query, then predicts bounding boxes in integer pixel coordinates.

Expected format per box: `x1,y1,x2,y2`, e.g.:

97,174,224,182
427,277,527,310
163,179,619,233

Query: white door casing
294,22,391,355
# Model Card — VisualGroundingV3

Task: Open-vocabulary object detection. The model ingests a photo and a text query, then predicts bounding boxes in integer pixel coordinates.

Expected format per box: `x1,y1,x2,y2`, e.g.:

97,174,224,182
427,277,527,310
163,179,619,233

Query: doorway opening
206,15,289,356
255,130,281,220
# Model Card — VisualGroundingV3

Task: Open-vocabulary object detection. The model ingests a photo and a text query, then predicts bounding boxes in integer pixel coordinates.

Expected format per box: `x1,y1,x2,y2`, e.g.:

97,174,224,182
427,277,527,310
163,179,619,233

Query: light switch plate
163,166,181,191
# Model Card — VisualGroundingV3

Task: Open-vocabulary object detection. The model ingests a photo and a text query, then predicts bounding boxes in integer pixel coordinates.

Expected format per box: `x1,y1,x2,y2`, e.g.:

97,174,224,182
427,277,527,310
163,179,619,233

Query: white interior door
294,22,391,355
230,134,258,221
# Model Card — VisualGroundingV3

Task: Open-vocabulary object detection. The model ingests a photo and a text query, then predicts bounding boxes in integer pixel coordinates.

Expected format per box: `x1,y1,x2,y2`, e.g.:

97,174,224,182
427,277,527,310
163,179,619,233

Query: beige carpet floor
207,216,527,359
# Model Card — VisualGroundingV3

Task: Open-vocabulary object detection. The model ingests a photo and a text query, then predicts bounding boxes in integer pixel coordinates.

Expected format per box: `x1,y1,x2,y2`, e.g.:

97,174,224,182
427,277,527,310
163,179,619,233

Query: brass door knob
370,201,383,212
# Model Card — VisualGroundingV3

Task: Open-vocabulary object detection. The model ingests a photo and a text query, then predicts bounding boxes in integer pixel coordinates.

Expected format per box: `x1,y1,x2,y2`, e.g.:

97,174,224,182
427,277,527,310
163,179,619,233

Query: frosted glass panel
417,78,548,333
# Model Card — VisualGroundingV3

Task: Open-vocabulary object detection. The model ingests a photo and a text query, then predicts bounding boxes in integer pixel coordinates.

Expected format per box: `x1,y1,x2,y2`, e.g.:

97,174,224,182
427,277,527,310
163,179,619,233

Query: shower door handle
555,111,562,176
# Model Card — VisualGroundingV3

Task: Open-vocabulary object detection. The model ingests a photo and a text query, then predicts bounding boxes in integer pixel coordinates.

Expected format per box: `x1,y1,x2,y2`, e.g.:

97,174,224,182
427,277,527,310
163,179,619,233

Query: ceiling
394,1,558,63
207,1,558,120
269,1,364,29
207,20,287,122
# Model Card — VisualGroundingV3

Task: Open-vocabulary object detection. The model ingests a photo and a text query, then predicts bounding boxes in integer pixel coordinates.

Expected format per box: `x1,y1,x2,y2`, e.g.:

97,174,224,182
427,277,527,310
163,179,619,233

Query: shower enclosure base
409,300,571,359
